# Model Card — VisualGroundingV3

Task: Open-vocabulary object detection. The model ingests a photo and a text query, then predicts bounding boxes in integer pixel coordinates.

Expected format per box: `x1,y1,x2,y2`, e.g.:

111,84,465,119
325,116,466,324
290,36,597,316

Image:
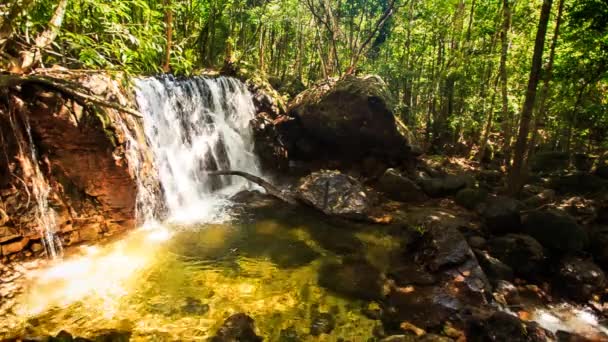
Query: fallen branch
206,170,298,205
0,74,142,118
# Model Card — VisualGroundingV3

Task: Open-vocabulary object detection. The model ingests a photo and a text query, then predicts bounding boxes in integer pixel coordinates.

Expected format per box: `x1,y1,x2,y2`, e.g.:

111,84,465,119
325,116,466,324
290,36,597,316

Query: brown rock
0,226,20,244
1,238,30,256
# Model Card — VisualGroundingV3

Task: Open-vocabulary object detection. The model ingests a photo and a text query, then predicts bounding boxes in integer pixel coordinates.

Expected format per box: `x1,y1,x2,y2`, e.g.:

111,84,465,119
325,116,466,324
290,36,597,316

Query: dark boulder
318,258,386,300
420,174,472,197
466,311,554,342
288,75,410,163
209,313,262,342
377,169,427,203
554,256,606,301
297,170,373,220
549,173,608,195
481,197,522,235
522,210,589,254
455,188,488,210
590,225,608,268
530,151,569,173
487,234,546,278
474,249,514,285
595,158,608,179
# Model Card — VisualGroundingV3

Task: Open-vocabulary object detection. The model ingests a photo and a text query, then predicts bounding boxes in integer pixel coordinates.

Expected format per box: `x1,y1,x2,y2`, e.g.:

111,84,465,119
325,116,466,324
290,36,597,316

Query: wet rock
530,151,569,173
210,313,262,342
523,210,589,253
377,169,427,203
492,280,521,306
382,227,490,330
389,264,437,286
487,234,545,278
288,75,411,163
362,302,383,320
51,331,74,342
555,330,596,342
318,258,385,300
0,226,19,244
474,249,514,285
310,312,336,336
297,170,372,220
523,189,556,208
482,197,522,235
455,188,488,210
554,257,606,301
181,297,209,315
466,311,554,342
467,236,486,249
243,235,320,268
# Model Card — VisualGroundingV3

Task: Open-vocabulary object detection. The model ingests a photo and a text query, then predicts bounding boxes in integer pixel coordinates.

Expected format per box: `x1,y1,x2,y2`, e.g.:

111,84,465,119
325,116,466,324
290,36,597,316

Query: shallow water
0,203,397,341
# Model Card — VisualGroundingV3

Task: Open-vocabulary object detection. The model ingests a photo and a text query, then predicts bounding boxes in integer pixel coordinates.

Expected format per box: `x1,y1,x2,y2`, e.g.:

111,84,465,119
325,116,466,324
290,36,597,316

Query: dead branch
206,170,298,205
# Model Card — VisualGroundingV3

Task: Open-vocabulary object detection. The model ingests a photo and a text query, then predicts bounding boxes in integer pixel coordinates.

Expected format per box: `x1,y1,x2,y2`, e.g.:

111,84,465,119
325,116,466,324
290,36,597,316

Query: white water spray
134,75,260,224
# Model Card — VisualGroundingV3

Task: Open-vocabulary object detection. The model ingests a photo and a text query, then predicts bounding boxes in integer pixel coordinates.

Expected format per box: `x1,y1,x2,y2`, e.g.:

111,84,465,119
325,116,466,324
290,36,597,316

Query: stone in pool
310,312,336,336
210,313,262,342
318,257,385,300
181,297,209,315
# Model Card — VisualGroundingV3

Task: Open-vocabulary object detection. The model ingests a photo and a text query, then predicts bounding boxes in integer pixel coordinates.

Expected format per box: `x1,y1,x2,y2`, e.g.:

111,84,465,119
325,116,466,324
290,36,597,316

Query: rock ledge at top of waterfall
279,75,414,166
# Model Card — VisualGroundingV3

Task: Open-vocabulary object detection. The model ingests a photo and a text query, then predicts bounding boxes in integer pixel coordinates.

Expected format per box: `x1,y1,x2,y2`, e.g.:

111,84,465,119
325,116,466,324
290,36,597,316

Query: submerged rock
309,312,336,336
318,258,386,300
554,257,606,301
181,297,209,315
523,210,588,253
297,170,372,220
210,313,262,342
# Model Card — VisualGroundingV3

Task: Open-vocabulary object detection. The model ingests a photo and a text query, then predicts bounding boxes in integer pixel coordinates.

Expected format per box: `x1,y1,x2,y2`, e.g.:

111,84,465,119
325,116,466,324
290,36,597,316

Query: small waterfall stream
134,75,260,224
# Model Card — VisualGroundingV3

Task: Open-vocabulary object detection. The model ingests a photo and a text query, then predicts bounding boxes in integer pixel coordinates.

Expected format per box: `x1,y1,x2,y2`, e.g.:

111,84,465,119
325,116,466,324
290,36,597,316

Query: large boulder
487,234,546,278
549,172,608,195
522,210,589,254
481,197,522,235
287,75,410,162
466,311,554,342
529,151,569,173
553,256,606,301
296,170,373,220
420,174,473,197
377,169,427,203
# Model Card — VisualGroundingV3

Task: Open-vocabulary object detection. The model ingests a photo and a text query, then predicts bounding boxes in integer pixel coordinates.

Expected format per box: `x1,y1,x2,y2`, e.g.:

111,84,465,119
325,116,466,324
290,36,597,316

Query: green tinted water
0,203,402,341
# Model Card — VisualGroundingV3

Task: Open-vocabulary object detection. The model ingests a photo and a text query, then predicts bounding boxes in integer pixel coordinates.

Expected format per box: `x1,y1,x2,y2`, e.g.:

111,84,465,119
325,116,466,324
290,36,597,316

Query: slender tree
508,0,554,194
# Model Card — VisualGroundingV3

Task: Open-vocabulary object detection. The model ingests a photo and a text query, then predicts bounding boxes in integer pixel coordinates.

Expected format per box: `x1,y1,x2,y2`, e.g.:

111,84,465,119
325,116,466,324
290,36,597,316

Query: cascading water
17,116,63,259
134,75,261,224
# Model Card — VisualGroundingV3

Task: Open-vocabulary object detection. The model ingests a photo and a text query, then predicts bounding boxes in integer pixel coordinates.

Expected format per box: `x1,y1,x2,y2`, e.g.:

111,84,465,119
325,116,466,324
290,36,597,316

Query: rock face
297,170,372,220
522,210,588,253
286,75,411,163
210,313,262,342
0,72,153,260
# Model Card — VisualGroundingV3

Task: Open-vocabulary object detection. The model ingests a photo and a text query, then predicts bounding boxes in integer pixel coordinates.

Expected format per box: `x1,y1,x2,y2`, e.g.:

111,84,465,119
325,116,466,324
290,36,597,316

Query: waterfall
134,75,260,224
17,116,63,259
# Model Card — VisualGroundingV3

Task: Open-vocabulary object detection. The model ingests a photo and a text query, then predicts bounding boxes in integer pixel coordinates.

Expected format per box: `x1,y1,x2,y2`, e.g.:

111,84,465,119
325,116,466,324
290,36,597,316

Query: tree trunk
162,0,173,73
527,0,564,159
508,0,554,194
499,0,512,163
